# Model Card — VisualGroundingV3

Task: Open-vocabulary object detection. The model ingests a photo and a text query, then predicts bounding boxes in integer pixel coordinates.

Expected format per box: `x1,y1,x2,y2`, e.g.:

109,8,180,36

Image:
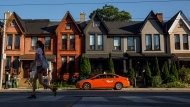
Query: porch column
123,60,126,73
48,61,52,80
129,59,132,68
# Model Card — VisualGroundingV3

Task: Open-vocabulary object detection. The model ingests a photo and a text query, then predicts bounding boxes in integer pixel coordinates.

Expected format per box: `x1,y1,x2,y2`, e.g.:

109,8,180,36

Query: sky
0,0,190,22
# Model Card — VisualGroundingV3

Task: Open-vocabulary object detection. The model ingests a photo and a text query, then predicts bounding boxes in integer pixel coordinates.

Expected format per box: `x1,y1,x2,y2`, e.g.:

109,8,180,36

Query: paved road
0,89,190,107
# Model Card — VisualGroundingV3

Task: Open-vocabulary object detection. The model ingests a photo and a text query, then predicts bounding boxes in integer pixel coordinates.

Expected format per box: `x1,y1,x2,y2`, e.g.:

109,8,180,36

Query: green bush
178,66,190,84
166,75,177,83
127,67,135,86
145,61,152,86
153,57,160,76
80,56,91,78
107,52,115,73
162,62,170,83
170,61,179,80
160,81,188,88
151,76,162,87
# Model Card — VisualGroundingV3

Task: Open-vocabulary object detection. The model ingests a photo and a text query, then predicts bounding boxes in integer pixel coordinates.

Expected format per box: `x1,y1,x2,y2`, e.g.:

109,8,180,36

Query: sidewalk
0,87,190,92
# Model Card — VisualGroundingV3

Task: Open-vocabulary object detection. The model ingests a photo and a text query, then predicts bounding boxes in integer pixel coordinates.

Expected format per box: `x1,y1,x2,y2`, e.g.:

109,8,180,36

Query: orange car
76,73,130,90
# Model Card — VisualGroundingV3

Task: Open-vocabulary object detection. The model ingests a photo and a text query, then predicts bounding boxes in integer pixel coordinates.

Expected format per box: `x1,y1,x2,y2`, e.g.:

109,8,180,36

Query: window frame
62,35,67,50
7,34,13,50
174,34,180,50
114,37,121,50
153,34,160,50
127,37,134,51
10,20,17,26
70,34,75,50
69,56,75,73
66,23,71,30
44,37,51,50
90,35,95,50
31,37,38,50
97,35,103,50
93,21,100,27
61,57,67,74
183,34,188,50
15,34,20,50
5,56,11,70
145,34,152,50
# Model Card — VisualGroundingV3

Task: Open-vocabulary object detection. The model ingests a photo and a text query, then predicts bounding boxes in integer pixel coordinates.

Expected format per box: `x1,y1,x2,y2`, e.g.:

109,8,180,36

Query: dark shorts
37,66,44,74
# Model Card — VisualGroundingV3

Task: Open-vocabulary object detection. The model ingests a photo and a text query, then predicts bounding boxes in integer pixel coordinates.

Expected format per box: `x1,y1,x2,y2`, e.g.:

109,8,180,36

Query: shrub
162,62,170,83
153,57,160,76
145,61,152,86
127,67,135,86
80,56,91,78
170,61,178,80
107,52,115,73
160,81,188,88
151,76,162,87
166,75,177,83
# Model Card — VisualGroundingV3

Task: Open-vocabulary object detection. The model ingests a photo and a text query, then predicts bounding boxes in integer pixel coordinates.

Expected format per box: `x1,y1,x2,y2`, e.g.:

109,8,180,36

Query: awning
19,54,56,62
173,53,190,61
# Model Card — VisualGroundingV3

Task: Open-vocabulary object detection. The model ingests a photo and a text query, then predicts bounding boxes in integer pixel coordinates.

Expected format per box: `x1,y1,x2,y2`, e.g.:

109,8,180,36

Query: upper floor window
5,56,11,70
7,34,12,50
114,37,121,50
154,34,160,50
69,57,75,73
146,34,152,50
31,37,38,50
93,21,100,27
44,37,51,50
66,23,71,30
70,35,75,50
183,34,188,50
61,57,67,74
62,35,67,50
127,37,134,51
97,35,103,50
10,20,17,26
15,35,20,50
90,35,95,50
174,34,180,50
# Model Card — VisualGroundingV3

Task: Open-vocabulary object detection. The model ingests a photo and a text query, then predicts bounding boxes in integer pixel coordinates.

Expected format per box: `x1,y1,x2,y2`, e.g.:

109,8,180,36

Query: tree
162,62,169,83
107,52,115,73
170,60,179,81
145,61,152,86
89,4,132,21
79,56,91,78
127,67,135,86
153,57,160,76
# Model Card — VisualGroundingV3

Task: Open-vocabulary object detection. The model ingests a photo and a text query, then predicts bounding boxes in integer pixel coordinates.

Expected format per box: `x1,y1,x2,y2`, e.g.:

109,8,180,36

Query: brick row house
1,10,190,87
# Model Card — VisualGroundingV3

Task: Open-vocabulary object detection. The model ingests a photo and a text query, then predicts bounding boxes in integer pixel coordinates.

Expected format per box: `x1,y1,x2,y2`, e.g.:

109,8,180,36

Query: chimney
80,12,86,22
156,12,163,23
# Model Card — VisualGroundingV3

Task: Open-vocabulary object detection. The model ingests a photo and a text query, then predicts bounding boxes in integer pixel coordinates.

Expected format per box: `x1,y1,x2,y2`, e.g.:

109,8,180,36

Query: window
5,56,11,70
183,34,188,50
93,22,100,27
174,34,180,50
13,56,19,74
61,57,67,74
70,35,75,50
95,74,106,79
69,57,75,73
127,37,134,51
62,35,67,50
7,34,12,50
15,35,20,49
97,35,103,50
154,34,160,50
10,20,17,26
66,23,71,29
146,34,152,50
114,37,121,50
44,37,51,50
90,35,95,50
31,37,38,50
106,74,118,78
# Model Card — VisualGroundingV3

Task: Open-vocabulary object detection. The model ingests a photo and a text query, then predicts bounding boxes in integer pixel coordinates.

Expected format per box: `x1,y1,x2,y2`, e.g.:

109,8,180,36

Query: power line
0,0,190,6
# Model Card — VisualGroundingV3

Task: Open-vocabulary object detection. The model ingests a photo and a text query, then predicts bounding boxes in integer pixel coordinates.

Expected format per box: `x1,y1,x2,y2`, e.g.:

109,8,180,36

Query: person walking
27,40,57,99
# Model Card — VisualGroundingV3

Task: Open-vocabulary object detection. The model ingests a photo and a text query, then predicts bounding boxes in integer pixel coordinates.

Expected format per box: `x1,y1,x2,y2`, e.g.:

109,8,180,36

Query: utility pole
0,11,12,89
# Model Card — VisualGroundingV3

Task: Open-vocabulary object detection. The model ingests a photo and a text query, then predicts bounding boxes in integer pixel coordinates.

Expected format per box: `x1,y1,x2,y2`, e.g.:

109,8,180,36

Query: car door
91,74,106,88
105,74,118,88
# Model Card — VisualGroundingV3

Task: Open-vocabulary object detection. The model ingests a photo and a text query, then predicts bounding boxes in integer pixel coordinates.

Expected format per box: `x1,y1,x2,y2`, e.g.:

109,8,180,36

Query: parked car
76,73,130,90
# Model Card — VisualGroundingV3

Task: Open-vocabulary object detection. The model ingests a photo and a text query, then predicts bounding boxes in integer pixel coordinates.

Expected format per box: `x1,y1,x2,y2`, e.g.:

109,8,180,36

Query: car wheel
115,82,123,90
83,82,91,90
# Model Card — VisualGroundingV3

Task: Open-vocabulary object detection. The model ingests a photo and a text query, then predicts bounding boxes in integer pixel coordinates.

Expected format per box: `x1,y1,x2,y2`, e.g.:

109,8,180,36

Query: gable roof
56,11,81,33
105,21,143,35
139,10,165,33
166,10,190,34
84,12,109,32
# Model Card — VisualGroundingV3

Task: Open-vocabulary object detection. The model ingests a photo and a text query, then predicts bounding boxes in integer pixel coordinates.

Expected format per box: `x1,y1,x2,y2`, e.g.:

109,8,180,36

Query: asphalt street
0,89,190,107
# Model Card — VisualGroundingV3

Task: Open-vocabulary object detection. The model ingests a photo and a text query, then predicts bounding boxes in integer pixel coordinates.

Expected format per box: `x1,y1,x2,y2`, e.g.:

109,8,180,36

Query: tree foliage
79,56,91,78
170,61,179,80
162,62,170,83
89,4,132,21
153,57,160,76
145,61,152,86
107,52,115,73
127,67,135,86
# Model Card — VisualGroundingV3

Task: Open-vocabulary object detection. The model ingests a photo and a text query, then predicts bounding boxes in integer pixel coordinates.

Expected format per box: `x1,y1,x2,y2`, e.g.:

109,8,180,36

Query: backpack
41,55,49,70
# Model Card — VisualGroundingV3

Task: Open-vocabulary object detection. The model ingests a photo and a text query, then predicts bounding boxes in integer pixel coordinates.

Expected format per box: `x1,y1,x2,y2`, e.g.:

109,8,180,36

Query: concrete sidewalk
0,87,190,92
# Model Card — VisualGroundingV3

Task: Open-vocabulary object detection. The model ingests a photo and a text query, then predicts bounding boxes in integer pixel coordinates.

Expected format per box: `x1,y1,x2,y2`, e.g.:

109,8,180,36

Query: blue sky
0,0,190,22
